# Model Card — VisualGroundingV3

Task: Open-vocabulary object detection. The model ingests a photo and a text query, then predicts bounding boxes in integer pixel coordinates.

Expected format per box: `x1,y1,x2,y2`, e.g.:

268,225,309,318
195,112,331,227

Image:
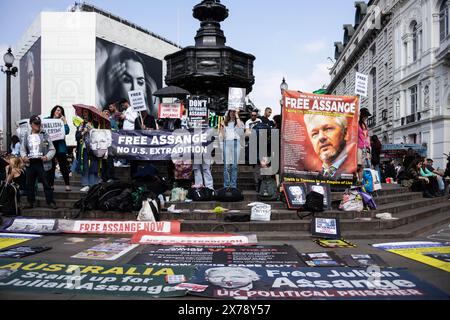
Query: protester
103,107,118,130
4,157,25,202
403,148,416,172
120,98,138,131
407,159,440,198
357,108,372,183
423,159,445,194
76,110,100,192
10,135,21,157
220,109,244,189
245,110,262,136
46,106,71,191
383,160,397,182
20,115,57,209
134,110,157,131
259,107,274,127
108,102,122,129
100,107,117,183
371,135,382,173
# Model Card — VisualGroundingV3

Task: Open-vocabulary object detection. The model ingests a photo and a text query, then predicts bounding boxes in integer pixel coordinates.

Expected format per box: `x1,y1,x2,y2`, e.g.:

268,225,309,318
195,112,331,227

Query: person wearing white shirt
245,111,262,137
120,99,138,131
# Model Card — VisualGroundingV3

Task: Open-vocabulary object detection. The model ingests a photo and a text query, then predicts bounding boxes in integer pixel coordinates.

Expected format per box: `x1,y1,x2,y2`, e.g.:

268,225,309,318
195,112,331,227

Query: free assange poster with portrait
281,90,359,187
95,38,163,116
20,38,41,119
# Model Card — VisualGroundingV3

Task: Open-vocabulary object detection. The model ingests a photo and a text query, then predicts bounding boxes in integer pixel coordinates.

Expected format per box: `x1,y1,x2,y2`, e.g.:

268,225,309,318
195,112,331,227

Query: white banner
355,72,369,97
57,220,181,235
128,90,147,112
132,232,258,246
41,119,65,142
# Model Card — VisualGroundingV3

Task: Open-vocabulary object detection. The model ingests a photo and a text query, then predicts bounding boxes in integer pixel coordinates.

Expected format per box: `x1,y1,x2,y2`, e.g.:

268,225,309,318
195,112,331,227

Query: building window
410,85,418,115
371,68,377,118
412,22,418,61
395,99,400,119
441,0,449,42
370,44,376,58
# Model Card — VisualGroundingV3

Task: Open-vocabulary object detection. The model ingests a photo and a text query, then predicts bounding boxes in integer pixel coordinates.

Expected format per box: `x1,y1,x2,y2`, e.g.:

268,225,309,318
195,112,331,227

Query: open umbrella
73,104,111,129
153,86,191,99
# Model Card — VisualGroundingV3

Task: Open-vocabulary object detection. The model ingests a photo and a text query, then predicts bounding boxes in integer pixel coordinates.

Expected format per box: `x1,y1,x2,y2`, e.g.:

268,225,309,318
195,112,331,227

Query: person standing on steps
20,115,57,209
46,106,72,192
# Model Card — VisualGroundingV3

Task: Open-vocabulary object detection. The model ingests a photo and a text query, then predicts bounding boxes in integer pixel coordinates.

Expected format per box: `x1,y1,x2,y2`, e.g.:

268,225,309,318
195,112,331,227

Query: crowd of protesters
2,100,448,213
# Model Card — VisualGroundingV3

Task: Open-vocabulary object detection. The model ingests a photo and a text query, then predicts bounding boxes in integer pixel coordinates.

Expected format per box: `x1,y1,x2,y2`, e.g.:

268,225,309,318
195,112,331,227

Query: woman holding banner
46,106,71,191
220,109,244,189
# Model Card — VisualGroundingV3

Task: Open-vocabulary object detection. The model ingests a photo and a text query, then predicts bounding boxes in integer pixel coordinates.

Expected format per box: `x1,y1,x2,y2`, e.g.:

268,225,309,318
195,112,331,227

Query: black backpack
0,182,19,216
257,176,279,201
187,188,215,202
303,191,324,213
215,187,244,202
102,188,133,212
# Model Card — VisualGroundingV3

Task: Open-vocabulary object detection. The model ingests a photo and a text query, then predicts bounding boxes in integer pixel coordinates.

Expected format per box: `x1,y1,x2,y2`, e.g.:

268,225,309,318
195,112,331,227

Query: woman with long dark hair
47,106,71,191
357,108,372,183
219,109,244,189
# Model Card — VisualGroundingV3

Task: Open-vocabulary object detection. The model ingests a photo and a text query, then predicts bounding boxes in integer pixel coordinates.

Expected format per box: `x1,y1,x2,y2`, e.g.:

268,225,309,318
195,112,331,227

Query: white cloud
303,40,327,54
248,62,333,116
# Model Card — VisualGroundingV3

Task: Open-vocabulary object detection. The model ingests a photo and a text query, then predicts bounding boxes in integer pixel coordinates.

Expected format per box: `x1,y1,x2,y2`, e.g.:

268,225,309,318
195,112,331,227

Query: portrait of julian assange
95,38,163,116
303,113,357,179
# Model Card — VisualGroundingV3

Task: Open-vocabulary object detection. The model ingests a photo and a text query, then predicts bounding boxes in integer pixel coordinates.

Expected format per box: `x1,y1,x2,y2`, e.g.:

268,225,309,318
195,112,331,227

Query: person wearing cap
357,108,372,183
20,115,57,209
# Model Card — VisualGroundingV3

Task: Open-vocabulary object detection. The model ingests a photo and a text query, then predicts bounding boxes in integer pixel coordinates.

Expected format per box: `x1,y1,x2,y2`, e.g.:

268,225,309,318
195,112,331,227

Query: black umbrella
153,86,191,99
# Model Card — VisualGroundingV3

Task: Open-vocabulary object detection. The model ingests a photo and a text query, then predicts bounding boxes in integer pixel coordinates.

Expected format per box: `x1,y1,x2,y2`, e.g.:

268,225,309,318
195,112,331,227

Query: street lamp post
2,48,18,153
280,77,288,109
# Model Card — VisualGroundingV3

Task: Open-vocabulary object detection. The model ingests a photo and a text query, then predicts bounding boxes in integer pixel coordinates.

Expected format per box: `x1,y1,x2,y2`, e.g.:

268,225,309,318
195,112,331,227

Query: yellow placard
388,246,450,273
0,238,31,250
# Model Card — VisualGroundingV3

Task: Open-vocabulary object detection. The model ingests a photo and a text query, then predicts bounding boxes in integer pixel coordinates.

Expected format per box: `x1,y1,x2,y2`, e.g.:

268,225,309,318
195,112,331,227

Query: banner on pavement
341,254,389,268
129,245,303,267
132,232,258,246
72,242,139,261
0,259,194,298
110,129,213,161
281,91,359,187
300,252,347,267
188,266,448,300
0,246,51,259
373,242,450,273
58,220,181,235
5,219,59,234
0,234,41,250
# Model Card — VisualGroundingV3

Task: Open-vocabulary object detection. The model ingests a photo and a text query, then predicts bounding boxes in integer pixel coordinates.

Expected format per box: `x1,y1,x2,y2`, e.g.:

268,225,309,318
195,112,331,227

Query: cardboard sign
41,119,65,142
128,90,147,112
129,245,303,267
355,72,369,97
132,232,258,246
311,217,341,239
188,266,448,300
158,103,183,119
188,99,208,117
228,87,246,110
281,91,359,187
0,259,194,298
341,254,389,268
72,242,139,261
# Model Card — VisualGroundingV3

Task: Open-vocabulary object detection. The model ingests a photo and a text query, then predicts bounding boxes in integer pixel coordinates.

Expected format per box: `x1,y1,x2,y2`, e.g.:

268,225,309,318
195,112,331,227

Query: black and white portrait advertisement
95,38,163,116
20,38,41,119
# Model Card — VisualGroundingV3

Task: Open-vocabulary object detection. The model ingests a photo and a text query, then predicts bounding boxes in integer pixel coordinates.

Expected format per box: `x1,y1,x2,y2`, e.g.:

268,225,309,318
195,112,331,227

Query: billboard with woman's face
95,38,163,116
20,38,41,119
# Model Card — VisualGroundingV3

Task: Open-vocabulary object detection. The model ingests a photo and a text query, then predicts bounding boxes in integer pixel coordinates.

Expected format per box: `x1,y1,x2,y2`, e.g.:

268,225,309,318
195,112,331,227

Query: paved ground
0,222,449,300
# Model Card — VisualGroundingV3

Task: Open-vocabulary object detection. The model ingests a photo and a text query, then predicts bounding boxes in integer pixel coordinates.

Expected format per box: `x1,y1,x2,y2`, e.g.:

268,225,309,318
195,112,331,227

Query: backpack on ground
187,187,214,202
257,176,279,201
215,187,244,202
0,181,19,216
102,188,133,212
339,189,364,212
303,191,324,213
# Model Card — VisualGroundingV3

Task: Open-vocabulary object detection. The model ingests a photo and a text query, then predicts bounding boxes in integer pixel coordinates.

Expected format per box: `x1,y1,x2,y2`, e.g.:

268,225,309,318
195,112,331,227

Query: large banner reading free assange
281,91,359,187
109,129,215,161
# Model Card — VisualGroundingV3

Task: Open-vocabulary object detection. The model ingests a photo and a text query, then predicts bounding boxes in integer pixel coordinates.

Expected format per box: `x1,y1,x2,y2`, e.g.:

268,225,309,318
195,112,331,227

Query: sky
0,0,358,131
